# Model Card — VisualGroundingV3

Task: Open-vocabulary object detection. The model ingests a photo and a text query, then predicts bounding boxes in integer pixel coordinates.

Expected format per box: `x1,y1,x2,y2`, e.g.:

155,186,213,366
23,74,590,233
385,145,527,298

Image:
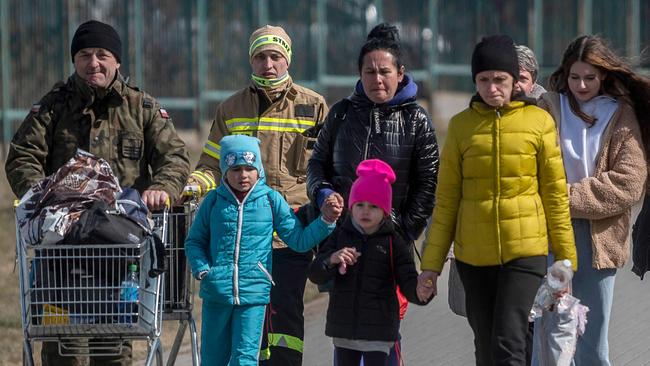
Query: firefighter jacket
5,73,190,199
194,77,328,209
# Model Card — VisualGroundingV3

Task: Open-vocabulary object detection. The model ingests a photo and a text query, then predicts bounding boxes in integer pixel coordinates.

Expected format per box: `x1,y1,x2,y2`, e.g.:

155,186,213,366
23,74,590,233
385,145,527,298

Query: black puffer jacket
307,75,439,240
309,217,428,341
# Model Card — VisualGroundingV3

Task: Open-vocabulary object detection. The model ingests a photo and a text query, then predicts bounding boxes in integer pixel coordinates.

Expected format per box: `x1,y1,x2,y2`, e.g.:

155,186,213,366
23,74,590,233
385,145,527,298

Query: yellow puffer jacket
421,97,577,273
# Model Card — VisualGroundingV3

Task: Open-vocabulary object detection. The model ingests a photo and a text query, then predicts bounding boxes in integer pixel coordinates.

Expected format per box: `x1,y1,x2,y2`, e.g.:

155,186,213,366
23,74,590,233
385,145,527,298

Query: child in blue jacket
185,135,339,366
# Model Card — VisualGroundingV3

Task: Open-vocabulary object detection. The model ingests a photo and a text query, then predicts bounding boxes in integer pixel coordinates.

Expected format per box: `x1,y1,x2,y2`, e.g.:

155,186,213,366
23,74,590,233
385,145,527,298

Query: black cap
71,20,122,63
471,35,519,82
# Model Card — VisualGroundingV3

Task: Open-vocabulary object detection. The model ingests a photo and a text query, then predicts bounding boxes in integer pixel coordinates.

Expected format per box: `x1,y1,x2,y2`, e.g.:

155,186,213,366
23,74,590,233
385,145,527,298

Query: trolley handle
13,199,20,273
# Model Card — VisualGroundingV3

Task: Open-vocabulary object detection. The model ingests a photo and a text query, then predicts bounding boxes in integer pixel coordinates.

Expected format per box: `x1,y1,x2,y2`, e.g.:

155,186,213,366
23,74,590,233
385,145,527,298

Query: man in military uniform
5,20,190,365
186,25,340,365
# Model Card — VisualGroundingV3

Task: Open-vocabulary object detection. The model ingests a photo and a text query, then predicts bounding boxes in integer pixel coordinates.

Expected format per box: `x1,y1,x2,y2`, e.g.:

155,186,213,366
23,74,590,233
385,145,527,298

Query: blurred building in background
1,0,649,139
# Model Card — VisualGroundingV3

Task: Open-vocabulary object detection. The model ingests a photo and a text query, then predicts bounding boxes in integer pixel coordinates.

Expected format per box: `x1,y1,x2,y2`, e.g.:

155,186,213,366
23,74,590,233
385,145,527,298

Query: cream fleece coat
539,92,647,269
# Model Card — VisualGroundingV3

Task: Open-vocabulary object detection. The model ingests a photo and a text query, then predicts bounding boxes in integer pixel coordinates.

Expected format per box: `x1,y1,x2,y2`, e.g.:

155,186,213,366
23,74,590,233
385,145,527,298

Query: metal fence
1,0,649,141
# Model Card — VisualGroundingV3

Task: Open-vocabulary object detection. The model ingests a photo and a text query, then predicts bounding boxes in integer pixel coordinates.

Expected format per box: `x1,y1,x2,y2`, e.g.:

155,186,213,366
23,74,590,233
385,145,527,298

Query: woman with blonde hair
535,35,650,366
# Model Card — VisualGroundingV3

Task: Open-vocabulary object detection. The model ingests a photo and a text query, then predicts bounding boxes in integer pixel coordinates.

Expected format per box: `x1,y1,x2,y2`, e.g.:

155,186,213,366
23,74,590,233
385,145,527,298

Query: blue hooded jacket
185,135,336,305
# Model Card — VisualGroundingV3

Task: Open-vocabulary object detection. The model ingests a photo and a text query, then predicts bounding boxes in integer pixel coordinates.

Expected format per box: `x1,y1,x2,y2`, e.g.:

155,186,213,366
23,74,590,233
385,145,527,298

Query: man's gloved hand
183,170,217,198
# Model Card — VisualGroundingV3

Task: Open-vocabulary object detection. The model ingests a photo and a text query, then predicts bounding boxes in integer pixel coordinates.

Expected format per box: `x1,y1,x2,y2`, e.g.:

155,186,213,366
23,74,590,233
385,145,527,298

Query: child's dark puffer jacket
309,216,429,342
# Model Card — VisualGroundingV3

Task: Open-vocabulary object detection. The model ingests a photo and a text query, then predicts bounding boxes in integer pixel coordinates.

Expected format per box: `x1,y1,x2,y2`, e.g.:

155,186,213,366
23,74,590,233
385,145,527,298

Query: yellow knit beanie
248,25,292,65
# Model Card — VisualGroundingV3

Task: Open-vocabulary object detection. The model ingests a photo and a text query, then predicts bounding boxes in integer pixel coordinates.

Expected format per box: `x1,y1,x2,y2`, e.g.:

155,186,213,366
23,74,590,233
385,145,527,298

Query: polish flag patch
160,108,169,118
31,104,41,113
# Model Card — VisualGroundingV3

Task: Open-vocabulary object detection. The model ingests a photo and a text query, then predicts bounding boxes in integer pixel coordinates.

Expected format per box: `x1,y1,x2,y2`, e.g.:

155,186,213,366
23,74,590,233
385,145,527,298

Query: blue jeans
532,219,615,366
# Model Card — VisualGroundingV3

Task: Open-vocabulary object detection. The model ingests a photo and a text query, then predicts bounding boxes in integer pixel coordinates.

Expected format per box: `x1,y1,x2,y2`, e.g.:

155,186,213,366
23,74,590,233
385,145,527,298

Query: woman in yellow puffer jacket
417,35,577,366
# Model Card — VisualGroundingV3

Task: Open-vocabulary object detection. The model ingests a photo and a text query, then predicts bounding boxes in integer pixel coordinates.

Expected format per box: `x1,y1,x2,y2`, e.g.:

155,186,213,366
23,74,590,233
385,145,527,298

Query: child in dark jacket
309,159,431,366
185,135,339,366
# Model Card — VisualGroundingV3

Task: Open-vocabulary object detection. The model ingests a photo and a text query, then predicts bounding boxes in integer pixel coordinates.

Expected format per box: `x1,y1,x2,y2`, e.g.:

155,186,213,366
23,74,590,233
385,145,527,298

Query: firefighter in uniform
5,20,190,366
186,25,333,365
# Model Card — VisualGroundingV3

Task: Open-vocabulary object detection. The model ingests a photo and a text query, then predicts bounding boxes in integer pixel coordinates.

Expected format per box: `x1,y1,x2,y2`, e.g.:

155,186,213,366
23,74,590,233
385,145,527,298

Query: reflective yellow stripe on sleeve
259,347,271,360
190,170,216,192
202,140,220,160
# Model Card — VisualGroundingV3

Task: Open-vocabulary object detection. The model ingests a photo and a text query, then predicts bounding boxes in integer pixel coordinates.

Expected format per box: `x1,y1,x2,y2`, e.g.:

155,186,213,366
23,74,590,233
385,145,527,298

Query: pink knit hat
348,159,396,216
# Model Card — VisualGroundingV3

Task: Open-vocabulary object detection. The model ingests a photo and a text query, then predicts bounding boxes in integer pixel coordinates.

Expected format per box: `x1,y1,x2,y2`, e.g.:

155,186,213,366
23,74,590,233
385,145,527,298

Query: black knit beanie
70,20,122,63
471,35,519,82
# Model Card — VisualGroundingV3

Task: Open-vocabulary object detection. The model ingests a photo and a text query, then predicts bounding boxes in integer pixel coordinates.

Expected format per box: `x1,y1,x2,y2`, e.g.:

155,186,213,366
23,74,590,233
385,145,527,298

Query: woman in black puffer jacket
307,23,439,243
307,22,439,366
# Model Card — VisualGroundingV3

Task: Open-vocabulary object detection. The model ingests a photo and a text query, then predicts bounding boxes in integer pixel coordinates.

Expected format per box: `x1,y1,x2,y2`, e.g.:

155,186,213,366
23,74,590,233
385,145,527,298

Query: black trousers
259,247,313,366
335,347,389,366
456,256,545,366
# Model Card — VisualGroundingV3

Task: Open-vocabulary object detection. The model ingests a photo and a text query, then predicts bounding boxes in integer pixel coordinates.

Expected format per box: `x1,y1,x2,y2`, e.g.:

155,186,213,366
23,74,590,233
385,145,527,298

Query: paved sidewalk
302,262,650,366
167,261,650,365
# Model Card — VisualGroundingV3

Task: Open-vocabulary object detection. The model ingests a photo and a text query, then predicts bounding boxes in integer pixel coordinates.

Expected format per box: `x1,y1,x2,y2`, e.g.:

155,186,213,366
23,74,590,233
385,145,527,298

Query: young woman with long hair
536,35,650,366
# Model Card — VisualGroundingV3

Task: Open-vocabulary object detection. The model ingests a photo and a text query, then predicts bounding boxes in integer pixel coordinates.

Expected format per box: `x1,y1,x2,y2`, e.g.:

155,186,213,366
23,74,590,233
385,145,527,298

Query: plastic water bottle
547,259,573,292
546,259,573,293
118,263,139,324
529,259,573,321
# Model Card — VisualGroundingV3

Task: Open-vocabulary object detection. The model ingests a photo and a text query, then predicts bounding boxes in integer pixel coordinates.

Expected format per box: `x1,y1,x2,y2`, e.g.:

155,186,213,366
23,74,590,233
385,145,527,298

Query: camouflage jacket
5,73,190,199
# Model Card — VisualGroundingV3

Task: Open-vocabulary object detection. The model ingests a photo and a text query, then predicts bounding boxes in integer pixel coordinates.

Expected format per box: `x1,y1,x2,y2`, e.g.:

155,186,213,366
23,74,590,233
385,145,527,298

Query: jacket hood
352,74,418,107
216,177,272,206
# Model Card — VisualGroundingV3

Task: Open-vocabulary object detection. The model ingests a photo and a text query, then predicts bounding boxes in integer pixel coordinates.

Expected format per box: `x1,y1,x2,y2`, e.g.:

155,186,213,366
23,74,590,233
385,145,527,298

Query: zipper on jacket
363,108,377,159
224,181,259,305
592,105,621,172
494,108,503,264
352,238,366,339
233,203,244,305
256,87,289,188
257,261,276,285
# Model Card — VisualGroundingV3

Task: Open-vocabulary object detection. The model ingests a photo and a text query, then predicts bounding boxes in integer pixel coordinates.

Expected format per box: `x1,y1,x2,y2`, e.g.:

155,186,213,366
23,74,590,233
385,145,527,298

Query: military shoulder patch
160,108,170,118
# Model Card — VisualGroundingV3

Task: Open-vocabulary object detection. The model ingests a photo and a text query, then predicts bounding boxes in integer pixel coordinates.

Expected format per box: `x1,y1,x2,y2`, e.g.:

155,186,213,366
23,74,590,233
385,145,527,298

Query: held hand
326,197,343,221
417,270,439,302
320,204,337,223
321,192,344,223
327,192,344,209
142,189,170,212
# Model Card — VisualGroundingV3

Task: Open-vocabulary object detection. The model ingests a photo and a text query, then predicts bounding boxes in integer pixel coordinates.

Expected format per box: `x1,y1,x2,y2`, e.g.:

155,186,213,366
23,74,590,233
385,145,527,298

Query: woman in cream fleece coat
534,35,650,366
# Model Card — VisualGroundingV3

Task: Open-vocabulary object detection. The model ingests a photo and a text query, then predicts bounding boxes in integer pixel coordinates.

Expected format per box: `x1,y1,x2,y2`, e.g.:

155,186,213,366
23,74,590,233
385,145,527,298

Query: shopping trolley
158,199,200,366
15,209,168,366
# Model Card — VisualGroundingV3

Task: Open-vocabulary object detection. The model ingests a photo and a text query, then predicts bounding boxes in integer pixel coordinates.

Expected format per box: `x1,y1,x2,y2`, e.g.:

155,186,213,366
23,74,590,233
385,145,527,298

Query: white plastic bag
537,294,589,366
